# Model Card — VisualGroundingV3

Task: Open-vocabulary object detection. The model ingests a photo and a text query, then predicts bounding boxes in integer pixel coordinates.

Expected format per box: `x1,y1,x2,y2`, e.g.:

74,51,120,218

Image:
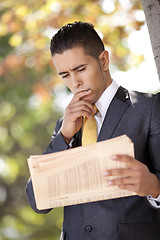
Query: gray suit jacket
26,87,160,240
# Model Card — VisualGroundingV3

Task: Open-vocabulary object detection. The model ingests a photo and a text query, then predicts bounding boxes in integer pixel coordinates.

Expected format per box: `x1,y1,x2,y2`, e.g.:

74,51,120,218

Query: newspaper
27,135,136,210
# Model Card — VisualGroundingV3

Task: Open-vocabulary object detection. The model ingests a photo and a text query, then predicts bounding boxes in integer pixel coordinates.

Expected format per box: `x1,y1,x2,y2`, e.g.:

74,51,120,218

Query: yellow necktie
82,105,98,146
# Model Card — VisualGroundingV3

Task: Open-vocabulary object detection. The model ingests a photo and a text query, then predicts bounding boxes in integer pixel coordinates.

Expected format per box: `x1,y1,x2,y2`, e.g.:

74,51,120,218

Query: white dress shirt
94,79,119,136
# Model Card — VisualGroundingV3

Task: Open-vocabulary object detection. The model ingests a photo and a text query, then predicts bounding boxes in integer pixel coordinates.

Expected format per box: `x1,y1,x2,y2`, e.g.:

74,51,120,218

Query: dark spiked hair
50,21,104,60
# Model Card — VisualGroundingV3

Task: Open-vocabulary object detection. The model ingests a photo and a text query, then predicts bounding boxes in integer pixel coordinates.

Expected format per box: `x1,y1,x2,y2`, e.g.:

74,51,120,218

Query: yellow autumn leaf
15,5,29,18
9,34,22,47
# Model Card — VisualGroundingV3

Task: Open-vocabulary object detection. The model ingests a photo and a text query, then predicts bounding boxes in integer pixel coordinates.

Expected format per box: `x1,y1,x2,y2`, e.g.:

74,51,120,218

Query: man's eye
62,74,69,79
77,67,86,72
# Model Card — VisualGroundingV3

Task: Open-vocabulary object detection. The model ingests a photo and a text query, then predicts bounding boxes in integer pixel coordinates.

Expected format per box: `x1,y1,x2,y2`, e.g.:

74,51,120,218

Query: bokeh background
0,0,159,239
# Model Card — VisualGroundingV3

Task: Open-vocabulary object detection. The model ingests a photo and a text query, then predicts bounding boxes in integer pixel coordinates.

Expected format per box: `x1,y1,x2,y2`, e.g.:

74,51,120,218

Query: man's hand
103,155,160,198
61,89,95,143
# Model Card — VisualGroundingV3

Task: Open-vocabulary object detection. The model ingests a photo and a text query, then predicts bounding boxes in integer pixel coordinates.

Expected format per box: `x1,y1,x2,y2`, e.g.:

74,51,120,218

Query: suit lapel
98,86,130,142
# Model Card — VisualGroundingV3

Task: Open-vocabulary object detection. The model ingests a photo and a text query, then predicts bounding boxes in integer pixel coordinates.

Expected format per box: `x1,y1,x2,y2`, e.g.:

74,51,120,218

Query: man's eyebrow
59,64,87,75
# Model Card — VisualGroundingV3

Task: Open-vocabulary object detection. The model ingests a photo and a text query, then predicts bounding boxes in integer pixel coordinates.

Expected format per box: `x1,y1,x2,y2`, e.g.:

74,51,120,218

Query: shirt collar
95,79,119,120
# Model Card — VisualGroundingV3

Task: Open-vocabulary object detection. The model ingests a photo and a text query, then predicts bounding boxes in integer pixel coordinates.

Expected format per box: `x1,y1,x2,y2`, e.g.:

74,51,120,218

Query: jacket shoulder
129,90,160,105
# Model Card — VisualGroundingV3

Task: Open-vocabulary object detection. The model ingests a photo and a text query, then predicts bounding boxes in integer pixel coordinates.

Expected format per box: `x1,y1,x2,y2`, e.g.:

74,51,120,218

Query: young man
26,22,160,240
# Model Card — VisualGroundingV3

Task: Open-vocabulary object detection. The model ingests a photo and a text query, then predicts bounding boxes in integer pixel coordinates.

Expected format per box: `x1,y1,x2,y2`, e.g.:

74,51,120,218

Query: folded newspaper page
27,135,136,210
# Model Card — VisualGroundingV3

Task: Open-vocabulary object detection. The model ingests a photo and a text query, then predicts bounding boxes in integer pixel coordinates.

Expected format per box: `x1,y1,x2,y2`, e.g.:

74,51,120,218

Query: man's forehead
52,47,91,71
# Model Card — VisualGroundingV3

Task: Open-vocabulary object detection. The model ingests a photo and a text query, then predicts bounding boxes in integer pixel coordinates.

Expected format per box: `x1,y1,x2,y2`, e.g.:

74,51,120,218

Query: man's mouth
74,88,90,94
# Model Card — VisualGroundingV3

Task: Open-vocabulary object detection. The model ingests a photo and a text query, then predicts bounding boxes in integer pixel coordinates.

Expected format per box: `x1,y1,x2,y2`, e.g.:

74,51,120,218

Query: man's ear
99,50,109,71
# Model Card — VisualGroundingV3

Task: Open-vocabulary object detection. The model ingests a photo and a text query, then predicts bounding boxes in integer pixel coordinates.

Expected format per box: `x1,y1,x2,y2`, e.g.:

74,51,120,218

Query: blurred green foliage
0,0,145,239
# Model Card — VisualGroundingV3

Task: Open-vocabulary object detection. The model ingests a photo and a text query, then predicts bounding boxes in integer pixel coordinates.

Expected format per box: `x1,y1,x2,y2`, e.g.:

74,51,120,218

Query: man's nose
71,75,83,88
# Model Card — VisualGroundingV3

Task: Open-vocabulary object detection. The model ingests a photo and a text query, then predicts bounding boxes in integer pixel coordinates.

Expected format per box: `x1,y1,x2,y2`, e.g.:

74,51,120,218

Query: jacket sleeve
145,92,160,209
148,92,160,179
26,118,70,214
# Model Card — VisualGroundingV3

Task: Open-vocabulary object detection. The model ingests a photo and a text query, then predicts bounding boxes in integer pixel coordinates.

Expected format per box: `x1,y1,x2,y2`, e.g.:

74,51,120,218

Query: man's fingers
67,100,95,115
61,89,95,140
112,155,141,169
70,108,93,119
68,110,93,120
106,176,138,186
103,168,139,177
102,155,160,197
72,89,92,102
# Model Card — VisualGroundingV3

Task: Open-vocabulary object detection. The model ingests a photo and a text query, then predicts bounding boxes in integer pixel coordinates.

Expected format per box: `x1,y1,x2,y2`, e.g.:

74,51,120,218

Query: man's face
52,46,110,104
